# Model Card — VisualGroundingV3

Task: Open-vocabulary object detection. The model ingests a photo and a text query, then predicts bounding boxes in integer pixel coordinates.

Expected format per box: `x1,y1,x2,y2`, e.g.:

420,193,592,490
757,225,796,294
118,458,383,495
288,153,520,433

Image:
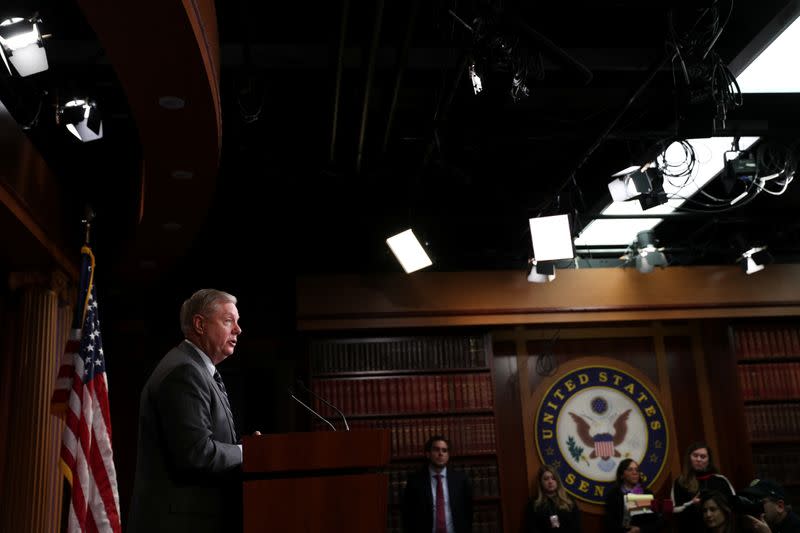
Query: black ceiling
4,0,800,284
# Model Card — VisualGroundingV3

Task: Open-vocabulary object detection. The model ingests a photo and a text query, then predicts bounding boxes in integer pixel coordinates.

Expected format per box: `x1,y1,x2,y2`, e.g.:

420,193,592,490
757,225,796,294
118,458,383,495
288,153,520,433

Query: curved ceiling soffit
75,0,222,282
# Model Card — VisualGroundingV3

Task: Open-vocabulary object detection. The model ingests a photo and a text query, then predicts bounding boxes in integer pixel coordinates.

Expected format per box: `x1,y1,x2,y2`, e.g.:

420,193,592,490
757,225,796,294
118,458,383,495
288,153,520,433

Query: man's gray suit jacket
127,341,241,533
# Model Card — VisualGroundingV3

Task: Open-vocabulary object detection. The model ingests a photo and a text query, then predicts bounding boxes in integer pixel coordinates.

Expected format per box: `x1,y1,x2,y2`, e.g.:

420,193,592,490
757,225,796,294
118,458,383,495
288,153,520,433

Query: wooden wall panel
492,341,528,533
664,335,705,460
701,320,754,489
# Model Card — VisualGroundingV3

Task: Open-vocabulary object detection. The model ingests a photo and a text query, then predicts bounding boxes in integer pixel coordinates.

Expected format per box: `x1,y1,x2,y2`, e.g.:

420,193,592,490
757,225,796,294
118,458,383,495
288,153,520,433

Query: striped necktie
213,369,237,441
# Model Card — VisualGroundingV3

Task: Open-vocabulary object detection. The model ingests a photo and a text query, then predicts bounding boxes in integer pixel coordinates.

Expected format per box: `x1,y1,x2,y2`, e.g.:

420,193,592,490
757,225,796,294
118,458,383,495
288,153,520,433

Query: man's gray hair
180,289,237,336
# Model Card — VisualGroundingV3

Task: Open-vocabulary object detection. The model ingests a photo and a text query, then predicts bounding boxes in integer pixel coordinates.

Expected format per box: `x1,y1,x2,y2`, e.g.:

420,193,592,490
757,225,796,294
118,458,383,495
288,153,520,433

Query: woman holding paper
604,459,662,533
525,465,582,533
672,443,736,533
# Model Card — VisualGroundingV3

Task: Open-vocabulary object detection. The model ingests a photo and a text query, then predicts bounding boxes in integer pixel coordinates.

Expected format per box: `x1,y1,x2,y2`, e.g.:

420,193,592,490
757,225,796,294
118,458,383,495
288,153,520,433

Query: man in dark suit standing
128,288,253,533
402,435,474,533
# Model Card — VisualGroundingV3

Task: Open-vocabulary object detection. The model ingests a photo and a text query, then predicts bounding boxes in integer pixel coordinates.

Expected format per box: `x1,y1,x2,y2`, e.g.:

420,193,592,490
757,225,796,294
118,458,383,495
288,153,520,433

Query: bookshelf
734,323,800,496
308,334,502,533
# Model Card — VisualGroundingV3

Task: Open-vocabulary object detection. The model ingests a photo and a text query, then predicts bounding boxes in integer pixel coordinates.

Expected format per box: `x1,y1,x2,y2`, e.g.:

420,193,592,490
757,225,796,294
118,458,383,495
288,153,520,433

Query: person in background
673,442,736,533
701,490,738,533
128,289,257,533
604,458,662,533
402,435,473,533
740,479,800,533
525,464,582,533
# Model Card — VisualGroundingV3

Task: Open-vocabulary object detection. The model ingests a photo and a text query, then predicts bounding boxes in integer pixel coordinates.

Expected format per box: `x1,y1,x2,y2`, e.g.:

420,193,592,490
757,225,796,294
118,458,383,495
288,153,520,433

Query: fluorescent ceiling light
578,8,794,248
576,137,759,246
737,13,800,93
386,229,432,274
529,214,574,261
575,218,662,247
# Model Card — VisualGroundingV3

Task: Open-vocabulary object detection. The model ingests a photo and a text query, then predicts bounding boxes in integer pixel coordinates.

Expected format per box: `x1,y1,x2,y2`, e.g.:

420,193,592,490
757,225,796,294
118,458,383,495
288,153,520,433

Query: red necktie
434,474,446,533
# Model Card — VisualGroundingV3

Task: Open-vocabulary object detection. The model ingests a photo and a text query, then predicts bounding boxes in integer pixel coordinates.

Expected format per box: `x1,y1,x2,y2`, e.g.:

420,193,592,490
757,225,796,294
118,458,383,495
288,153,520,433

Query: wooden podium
242,430,391,533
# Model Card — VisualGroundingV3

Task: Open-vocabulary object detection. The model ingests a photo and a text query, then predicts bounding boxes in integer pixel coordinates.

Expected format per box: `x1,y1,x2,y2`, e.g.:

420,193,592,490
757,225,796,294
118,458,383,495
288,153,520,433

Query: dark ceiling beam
421,52,468,172
329,0,350,164
382,0,420,156
219,45,665,72
356,0,385,174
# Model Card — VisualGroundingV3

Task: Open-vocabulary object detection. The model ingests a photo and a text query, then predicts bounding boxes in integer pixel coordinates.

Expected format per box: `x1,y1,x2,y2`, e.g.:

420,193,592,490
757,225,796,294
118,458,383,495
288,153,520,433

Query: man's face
426,440,449,470
762,498,785,525
194,302,241,364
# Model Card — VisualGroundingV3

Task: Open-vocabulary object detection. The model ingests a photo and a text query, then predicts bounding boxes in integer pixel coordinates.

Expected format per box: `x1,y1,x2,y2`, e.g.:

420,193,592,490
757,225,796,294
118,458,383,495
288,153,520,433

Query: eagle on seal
568,409,631,460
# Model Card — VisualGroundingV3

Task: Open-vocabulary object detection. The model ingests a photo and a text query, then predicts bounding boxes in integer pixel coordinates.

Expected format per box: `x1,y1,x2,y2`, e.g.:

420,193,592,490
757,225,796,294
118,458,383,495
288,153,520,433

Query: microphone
295,379,350,431
287,386,336,431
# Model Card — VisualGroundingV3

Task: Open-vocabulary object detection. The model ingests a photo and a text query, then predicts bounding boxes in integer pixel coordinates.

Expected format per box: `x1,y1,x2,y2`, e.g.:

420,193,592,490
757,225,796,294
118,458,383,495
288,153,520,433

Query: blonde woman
526,465,582,533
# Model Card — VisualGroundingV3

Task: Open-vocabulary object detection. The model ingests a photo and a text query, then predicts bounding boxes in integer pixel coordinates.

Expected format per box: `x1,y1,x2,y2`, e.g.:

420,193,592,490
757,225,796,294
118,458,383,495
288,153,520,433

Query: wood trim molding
297,267,800,330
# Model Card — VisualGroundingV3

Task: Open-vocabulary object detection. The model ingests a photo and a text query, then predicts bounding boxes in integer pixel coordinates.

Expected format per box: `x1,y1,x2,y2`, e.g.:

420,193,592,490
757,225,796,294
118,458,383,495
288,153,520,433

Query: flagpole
82,206,95,246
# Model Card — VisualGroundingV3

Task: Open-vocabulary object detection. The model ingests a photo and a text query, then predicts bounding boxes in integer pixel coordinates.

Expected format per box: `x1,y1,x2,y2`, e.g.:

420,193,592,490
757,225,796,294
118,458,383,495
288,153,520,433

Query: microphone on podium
287,385,337,431
294,379,351,431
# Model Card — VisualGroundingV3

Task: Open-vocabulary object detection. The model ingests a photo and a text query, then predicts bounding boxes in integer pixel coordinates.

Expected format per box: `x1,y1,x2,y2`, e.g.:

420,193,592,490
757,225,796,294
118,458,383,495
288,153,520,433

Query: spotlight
732,234,773,275
607,166,653,202
386,229,432,274
57,99,103,142
529,214,574,262
739,246,773,275
633,230,666,273
0,16,48,77
468,63,483,95
527,259,555,283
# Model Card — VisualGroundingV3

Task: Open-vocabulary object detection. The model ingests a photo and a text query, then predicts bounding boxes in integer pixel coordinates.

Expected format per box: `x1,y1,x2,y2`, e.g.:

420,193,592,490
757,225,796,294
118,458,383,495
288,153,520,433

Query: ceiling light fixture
0,16,48,77
607,166,652,202
386,229,433,274
57,98,103,142
529,214,574,262
527,259,556,283
739,246,772,275
468,63,483,95
632,230,667,273
577,137,760,247
737,11,800,93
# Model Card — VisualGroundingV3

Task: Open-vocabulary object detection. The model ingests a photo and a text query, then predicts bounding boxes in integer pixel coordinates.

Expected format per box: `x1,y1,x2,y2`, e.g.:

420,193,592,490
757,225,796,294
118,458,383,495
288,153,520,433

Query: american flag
52,246,121,532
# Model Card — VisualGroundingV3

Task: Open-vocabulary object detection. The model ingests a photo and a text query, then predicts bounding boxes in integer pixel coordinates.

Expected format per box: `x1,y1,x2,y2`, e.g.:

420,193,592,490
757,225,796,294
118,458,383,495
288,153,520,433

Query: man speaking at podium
128,289,251,533
402,435,474,533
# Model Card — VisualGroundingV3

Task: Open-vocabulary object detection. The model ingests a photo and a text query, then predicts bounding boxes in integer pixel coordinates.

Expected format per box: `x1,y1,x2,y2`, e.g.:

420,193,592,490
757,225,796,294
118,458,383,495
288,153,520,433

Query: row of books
385,462,501,505
737,363,800,400
387,505,500,533
744,403,800,440
320,416,497,458
311,374,494,416
310,335,488,373
752,447,800,483
735,326,800,360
